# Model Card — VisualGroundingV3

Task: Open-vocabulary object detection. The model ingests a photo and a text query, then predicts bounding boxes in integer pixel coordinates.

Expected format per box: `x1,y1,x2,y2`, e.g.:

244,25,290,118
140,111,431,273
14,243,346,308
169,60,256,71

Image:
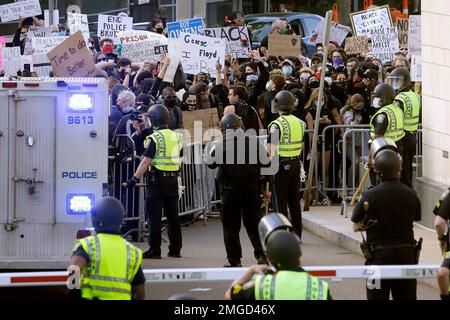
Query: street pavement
136,217,438,300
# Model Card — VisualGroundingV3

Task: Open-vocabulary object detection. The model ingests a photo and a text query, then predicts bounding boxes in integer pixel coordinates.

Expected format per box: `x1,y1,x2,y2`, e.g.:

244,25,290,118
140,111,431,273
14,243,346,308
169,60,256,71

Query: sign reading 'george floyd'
179,32,226,76
350,5,393,37
47,31,95,77
204,26,251,58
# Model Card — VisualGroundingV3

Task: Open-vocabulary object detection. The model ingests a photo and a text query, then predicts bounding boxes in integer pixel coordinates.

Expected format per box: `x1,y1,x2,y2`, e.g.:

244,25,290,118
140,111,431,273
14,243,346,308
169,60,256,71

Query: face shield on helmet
370,136,398,159
386,75,404,92
371,93,383,109
258,213,293,252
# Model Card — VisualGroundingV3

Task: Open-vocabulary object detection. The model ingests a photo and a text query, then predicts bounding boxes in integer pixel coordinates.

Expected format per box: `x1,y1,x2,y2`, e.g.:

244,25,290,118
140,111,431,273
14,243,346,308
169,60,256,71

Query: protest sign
411,55,422,82
0,0,42,23
47,31,95,77
397,18,408,49
119,30,168,63
344,36,370,55
1,47,21,76
408,15,421,56
67,12,90,41
310,20,351,46
181,108,221,144
32,54,52,76
371,27,400,62
32,36,67,54
350,5,393,37
204,26,251,58
98,14,133,42
167,17,204,38
179,32,226,76
268,33,301,57
0,36,5,70
24,26,55,55
163,57,181,83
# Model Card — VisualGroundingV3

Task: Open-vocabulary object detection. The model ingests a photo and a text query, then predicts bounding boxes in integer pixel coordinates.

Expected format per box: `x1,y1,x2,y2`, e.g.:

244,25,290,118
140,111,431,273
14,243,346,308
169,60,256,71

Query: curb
302,212,439,291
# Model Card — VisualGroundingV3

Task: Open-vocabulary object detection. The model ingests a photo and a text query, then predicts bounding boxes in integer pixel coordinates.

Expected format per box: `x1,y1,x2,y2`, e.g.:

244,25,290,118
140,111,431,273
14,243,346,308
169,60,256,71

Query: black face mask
156,27,164,34
164,98,176,108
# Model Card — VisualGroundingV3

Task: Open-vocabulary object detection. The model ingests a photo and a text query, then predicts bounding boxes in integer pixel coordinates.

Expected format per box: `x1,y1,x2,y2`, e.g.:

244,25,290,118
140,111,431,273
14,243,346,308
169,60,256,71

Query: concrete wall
176,0,207,21
416,1,450,228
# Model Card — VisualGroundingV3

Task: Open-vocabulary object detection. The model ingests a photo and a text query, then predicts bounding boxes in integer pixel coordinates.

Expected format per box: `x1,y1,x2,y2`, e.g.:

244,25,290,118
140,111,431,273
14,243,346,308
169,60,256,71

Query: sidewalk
303,205,442,289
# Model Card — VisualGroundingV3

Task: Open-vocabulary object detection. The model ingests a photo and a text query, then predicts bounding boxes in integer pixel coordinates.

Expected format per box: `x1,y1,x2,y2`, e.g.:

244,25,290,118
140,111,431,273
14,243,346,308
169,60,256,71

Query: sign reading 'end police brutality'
97,14,133,42
167,17,204,38
179,32,225,76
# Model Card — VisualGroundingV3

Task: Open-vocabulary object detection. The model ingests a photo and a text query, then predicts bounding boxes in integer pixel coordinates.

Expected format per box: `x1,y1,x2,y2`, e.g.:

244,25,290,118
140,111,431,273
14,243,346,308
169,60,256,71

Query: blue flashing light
67,193,95,215
67,93,94,113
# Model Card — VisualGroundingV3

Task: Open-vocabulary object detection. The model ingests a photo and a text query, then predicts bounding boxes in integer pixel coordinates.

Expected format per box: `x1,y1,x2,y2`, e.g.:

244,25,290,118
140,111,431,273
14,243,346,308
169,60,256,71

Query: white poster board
204,26,251,58
178,32,226,76
31,36,67,55
24,26,55,55
408,15,421,56
163,56,181,83
97,14,133,43
32,54,52,76
411,55,422,82
371,27,400,62
1,47,21,76
350,5,393,37
0,0,42,23
118,30,168,63
67,13,90,41
310,20,352,46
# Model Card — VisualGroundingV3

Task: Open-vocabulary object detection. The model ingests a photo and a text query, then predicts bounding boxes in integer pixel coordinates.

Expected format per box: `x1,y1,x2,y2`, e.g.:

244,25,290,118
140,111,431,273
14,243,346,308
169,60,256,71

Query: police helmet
369,137,398,159
258,213,293,252
266,230,302,270
372,83,395,108
373,149,402,180
271,90,295,113
148,104,169,129
91,197,124,233
220,113,244,132
387,67,411,92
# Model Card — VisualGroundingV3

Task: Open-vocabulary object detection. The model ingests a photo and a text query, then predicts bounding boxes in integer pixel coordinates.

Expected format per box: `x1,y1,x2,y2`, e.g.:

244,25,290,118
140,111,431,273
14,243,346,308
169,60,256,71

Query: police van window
302,17,322,35
289,20,303,38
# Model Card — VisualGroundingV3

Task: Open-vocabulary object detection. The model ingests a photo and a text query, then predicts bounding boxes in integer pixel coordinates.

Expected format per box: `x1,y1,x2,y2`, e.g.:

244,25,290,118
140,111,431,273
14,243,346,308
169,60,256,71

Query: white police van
0,77,108,269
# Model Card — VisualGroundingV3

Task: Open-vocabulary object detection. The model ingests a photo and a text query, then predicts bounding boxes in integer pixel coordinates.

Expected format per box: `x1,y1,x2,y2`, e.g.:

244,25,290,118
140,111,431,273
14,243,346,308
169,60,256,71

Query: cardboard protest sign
350,5,393,37
0,0,42,23
411,55,421,82
118,30,168,63
67,13,90,41
179,32,226,76
98,14,133,43
344,36,370,55
32,36,67,54
163,56,181,83
1,47,21,76
24,26,55,55
181,108,221,144
204,26,251,58
167,17,204,38
408,15,421,56
371,27,400,62
0,36,5,70
268,33,301,57
47,31,95,77
310,20,351,46
397,18,408,49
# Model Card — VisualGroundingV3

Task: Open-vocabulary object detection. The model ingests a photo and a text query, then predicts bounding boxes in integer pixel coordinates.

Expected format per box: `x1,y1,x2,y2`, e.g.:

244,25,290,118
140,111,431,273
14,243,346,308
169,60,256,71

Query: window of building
159,0,176,22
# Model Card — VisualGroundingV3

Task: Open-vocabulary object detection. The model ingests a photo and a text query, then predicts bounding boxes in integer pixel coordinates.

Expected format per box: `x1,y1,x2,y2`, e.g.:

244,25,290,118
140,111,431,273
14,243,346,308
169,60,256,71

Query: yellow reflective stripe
126,243,131,281
83,238,93,274
94,236,101,276
263,275,272,300
81,284,131,295
269,275,276,299
84,275,129,283
306,276,312,300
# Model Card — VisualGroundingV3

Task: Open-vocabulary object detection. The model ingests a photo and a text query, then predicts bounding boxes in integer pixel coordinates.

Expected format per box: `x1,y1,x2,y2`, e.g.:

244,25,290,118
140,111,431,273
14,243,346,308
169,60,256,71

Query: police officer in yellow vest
434,187,450,300
124,104,183,259
225,213,331,300
267,90,306,240
70,197,145,300
369,83,407,185
387,68,421,188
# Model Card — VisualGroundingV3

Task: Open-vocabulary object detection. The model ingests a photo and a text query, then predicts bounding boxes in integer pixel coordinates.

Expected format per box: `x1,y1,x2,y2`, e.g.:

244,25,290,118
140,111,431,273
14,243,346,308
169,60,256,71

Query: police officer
434,187,450,299
225,213,331,300
124,104,183,259
352,144,421,300
206,113,268,267
69,197,145,300
267,90,306,239
387,67,421,187
369,83,406,185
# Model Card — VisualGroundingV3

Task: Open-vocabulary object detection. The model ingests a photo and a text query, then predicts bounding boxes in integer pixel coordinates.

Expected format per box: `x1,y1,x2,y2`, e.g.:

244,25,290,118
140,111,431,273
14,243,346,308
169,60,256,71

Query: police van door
6,91,56,254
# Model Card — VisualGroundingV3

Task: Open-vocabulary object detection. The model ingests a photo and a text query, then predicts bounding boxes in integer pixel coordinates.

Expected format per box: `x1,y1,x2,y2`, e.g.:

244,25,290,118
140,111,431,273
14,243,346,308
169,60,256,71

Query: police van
0,77,111,269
